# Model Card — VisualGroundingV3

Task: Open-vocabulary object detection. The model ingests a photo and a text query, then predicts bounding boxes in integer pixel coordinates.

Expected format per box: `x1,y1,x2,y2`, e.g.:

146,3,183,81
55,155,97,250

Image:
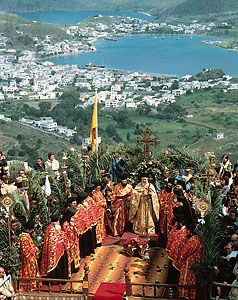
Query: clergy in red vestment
159,178,177,239
19,220,39,291
179,227,204,300
111,175,133,236
61,207,80,273
71,192,99,258
92,181,107,244
40,210,71,279
166,221,189,284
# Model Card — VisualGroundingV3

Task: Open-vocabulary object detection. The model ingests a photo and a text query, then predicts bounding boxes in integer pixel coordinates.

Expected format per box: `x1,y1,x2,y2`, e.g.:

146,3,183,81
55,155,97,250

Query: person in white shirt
45,152,60,175
0,266,15,300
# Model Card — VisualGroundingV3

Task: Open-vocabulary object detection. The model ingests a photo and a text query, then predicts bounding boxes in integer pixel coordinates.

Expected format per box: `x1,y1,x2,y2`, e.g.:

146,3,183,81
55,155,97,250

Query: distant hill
0,0,183,12
159,0,238,18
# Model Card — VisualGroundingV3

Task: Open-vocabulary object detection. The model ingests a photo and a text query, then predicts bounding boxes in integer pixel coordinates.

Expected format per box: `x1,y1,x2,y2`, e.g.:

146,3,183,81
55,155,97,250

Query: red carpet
94,283,126,300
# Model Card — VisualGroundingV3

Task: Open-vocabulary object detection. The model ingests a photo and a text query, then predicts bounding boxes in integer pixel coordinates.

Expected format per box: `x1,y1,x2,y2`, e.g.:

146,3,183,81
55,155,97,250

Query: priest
19,220,39,291
129,173,160,235
112,174,133,236
40,210,71,280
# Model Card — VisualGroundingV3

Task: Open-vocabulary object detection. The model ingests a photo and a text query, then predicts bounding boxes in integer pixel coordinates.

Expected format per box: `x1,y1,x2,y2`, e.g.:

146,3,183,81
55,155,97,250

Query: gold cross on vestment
137,128,159,157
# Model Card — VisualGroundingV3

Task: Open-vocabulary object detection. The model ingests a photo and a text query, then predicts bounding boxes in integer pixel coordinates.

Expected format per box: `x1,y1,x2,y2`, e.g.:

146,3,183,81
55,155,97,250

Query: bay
16,11,238,76
49,35,238,77
17,10,154,24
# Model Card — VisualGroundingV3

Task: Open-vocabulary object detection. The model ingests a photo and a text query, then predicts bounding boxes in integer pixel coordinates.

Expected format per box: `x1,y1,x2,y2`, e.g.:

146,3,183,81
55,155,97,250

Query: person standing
19,220,39,291
45,152,60,176
34,158,44,171
112,175,133,236
61,207,80,273
159,178,177,240
219,154,232,178
40,210,71,279
179,227,204,300
91,181,107,244
129,173,160,235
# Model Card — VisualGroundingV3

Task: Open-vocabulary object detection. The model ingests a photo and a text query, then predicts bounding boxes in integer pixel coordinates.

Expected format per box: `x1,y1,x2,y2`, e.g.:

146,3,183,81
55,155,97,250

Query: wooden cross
137,128,159,157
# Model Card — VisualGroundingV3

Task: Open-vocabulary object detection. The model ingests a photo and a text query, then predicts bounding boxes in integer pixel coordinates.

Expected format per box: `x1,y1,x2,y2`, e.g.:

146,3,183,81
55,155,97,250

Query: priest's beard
121,182,127,187
165,186,172,193
141,180,149,188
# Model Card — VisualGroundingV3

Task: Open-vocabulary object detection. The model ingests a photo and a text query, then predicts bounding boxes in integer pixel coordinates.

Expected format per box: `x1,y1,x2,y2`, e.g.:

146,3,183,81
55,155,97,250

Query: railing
17,264,89,297
209,281,238,300
124,266,206,299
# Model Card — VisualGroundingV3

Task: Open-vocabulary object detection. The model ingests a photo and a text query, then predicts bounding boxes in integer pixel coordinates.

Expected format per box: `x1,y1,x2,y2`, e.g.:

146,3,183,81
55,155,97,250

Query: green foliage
0,0,183,12
191,69,225,81
0,222,20,277
161,0,238,17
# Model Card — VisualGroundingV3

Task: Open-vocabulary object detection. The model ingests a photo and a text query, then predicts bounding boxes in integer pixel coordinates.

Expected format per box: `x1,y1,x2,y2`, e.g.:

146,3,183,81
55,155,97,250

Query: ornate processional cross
137,128,159,157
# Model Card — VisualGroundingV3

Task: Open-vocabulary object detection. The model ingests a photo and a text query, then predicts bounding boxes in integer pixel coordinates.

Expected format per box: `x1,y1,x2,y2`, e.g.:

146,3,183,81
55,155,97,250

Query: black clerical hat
67,194,78,205
168,177,175,185
77,191,88,203
25,220,35,230
176,179,186,189
140,172,149,178
120,173,128,180
93,180,102,187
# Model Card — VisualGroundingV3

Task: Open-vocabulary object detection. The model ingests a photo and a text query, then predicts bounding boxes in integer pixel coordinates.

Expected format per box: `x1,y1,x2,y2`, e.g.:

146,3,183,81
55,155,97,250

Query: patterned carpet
70,244,169,297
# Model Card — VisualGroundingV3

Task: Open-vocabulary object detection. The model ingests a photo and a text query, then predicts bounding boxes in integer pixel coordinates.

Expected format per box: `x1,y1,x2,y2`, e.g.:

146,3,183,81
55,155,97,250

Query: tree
126,132,131,141
170,80,179,90
39,102,51,112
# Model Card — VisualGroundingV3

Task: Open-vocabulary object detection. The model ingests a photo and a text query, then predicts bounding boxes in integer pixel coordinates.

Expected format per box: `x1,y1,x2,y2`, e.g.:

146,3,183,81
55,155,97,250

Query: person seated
0,266,15,300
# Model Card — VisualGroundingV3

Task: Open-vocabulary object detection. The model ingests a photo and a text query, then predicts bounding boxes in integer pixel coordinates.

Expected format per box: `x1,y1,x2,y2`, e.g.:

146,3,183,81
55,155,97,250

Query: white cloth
0,275,14,299
44,174,51,197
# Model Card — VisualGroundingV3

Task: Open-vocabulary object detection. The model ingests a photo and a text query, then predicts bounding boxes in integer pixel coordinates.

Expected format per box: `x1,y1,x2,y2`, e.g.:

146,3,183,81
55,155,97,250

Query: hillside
0,12,70,50
0,121,73,166
159,0,238,18
0,0,184,12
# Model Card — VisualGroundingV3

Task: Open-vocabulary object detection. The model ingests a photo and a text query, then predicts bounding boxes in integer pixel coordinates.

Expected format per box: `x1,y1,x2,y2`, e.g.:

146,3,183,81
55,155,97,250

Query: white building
36,117,57,131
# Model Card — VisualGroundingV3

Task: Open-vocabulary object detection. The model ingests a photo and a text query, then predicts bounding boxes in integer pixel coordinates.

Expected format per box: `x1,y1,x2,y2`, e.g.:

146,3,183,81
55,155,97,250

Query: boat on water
85,62,105,68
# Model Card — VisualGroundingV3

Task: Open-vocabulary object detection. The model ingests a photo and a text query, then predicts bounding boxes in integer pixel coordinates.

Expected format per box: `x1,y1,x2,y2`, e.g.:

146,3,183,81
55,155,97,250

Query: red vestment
112,183,133,236
179,235,204,300
62,221,80,269
92,191,107,243
70,197,100,235
19,232,38,291
159,189,177,236
167,226,189,270
166,224,177,253
40,223,71,277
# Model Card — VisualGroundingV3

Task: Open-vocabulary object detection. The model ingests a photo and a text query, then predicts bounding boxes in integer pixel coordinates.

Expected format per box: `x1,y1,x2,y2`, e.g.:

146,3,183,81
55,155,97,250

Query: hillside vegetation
159,0,238,18
0,12,69,50
0,0,184,12
1,84,238,162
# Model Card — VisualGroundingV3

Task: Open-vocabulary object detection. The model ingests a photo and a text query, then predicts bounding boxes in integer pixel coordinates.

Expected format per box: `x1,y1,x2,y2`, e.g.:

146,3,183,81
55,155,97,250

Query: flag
90,90,98,153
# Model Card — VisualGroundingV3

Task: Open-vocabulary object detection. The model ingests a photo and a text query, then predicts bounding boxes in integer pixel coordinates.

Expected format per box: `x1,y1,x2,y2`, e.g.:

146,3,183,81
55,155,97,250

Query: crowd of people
0,149,238,299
